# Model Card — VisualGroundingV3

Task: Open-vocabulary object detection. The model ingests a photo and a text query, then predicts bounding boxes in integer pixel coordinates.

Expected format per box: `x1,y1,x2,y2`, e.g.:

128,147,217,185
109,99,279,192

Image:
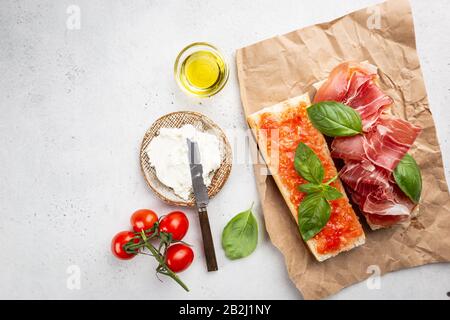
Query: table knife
187,139,218,272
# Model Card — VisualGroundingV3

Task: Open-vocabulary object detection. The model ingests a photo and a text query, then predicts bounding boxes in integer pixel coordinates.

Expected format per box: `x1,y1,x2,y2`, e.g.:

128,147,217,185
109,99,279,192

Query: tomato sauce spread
259,102,363,254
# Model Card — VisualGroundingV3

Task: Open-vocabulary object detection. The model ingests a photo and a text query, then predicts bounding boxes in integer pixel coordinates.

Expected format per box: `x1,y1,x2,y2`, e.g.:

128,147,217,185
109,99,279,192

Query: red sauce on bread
259,102,363,255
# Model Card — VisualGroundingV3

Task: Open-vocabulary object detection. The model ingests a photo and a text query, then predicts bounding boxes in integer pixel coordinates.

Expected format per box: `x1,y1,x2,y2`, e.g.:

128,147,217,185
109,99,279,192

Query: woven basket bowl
140,111,232,207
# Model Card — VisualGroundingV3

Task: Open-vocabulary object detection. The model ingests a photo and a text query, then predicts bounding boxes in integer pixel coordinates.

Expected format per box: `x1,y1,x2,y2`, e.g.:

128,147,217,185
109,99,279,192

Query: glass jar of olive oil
174,42,229,97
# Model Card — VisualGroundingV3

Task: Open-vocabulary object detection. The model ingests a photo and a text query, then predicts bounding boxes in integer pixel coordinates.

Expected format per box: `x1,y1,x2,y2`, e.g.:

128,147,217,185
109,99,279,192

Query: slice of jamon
346,81,393,131
331,135,365,161
363,117,422,171
339,161,390,196
360,185,414,229
314,61,377,103
313,62,392,131
332,117,422,172
342,65,374,102
364,213,409,229
340,161,415,229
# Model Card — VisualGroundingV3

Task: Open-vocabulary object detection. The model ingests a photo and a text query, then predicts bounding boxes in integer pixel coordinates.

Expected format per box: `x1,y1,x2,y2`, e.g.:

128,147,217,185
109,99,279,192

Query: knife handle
198,207,218,272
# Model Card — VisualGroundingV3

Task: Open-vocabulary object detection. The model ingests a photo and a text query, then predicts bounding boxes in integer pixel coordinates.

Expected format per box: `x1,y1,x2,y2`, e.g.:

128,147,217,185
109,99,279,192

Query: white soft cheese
146,124,221,200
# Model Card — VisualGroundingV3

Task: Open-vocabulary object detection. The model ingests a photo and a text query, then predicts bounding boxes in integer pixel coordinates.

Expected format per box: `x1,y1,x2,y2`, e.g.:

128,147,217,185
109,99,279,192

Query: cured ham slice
363,185,414,217
347,82,393,131
314,62,377,103
363,117,422,171
339,161,390,196
364,212,409,228
314,61,421,229
314,62,392,131
331,135,365,161
332,117,422,172
340,161,415,229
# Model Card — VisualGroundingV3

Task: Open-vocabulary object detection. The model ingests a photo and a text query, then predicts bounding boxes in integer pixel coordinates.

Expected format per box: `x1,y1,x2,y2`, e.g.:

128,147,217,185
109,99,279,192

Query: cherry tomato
130,209,158,233
159,211,189,241
111,231,138,260
166,244,194,272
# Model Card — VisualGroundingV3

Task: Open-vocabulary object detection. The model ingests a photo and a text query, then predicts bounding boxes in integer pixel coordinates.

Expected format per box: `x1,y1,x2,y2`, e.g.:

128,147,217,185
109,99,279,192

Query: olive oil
175,43,229,97
185,51,221,88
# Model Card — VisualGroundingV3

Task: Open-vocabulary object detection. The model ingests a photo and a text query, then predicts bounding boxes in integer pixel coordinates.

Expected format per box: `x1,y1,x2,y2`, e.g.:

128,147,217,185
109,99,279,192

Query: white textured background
0,0,449,300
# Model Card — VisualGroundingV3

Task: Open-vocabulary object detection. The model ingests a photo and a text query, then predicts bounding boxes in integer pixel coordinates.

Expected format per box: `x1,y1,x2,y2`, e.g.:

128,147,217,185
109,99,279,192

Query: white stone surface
0,0,449,300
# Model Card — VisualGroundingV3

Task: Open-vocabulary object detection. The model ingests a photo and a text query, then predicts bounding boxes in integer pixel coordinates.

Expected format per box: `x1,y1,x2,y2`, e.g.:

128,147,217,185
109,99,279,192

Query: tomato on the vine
130,209,158,233
159,211,189,241
166,243,194,273
111,231,138,260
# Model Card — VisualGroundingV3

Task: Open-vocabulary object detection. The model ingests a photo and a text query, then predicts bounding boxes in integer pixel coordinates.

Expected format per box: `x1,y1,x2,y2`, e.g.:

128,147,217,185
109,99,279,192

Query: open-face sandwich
247,94,365,261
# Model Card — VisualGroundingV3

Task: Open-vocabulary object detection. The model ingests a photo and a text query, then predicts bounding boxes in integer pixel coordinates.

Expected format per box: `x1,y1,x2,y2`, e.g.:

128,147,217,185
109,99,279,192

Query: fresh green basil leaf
294,142,324,184
298,193,331,241
307,101,363,137
222,205,258,260
298,183,323,194
322,185,343,200
393,154,422,203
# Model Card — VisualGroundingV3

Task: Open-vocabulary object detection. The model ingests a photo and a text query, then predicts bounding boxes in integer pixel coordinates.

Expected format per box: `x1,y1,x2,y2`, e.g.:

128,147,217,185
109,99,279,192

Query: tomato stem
140,230,189,292
143,241,189,292
325,174,339,185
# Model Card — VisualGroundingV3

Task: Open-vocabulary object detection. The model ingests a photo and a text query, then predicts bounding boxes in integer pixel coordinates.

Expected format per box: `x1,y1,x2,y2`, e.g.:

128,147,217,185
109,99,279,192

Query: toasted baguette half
247,94,365,262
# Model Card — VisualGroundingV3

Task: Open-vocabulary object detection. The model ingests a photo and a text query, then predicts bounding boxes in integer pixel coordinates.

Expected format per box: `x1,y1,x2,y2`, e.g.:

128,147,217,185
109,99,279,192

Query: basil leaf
322,185,343,200
222,205,258,260
294,142,324,184
298,193,331,241
393,154,422,203
307,101,363,137
298,183,323,194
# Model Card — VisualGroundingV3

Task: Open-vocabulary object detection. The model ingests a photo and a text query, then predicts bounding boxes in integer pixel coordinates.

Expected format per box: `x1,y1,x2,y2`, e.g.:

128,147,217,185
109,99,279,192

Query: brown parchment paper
236,0,450,299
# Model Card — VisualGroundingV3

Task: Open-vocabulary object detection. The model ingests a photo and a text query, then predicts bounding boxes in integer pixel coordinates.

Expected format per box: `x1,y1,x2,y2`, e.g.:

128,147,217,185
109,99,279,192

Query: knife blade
187,139,209,208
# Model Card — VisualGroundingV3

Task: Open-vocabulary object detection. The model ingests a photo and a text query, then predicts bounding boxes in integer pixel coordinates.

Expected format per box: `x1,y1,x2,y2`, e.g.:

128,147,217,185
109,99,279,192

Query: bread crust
247,94,365,261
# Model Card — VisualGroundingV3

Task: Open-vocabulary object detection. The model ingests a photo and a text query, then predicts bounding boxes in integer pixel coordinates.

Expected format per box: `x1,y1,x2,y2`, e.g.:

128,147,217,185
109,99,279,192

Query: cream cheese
146,124,221,200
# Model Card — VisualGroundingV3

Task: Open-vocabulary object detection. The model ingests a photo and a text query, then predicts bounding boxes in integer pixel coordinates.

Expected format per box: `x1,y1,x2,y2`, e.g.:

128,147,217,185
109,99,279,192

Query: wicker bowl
140,111,232,207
